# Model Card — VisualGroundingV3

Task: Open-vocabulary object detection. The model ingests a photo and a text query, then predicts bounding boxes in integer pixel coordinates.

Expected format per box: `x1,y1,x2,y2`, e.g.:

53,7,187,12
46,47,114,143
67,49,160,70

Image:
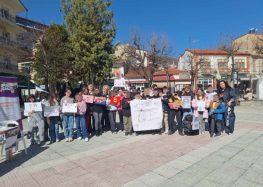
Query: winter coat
192,96,210,119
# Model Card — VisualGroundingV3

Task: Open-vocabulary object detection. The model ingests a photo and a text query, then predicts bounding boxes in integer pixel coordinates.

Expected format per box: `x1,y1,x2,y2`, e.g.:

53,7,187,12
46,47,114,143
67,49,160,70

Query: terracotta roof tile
186,49,250,56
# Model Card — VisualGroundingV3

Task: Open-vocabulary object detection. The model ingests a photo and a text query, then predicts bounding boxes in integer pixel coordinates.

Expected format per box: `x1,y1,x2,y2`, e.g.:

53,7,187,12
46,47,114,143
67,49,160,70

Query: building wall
0,0,26,75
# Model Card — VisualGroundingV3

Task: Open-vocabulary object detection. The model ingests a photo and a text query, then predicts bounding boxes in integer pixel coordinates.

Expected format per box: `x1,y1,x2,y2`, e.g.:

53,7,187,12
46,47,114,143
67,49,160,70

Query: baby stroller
182,112,199,135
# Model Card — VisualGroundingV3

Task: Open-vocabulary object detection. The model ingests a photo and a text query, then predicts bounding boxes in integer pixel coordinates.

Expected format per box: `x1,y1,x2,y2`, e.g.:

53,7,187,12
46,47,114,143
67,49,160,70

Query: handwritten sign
110,96,121,106
62,103,77,113
94,97,106,105
24,102,42,113
182,96,191,109
44,106,60,117
197,101,205,112
83,95,94,103
192,116,200,130
130,98,163,131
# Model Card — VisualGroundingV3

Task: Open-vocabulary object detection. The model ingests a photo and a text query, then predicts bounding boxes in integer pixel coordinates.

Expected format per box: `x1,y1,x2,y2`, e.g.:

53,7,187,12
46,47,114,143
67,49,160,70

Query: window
235,59,246,69
217,59,228,69
2,31,10,40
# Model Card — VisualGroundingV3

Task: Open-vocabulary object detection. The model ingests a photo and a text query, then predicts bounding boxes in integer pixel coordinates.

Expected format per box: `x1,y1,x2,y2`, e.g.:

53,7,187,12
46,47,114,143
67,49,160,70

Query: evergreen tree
62,0,116,85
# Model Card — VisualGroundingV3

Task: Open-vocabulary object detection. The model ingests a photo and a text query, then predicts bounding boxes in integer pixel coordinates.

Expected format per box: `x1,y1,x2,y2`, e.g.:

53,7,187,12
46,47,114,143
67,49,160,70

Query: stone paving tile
232,178,263,187
193,179,223,187
136,172,167,187
205,165,246,185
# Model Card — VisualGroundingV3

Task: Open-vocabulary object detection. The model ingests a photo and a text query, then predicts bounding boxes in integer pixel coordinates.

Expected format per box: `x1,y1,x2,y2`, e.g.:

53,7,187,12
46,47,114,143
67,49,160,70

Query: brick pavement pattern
0,105,263,187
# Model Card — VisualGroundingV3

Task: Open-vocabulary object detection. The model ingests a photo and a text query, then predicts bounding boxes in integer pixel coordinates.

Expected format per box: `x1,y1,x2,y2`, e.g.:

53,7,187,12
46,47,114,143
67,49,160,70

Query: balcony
0,36,30,54
0,10,16,23
0,61,27,75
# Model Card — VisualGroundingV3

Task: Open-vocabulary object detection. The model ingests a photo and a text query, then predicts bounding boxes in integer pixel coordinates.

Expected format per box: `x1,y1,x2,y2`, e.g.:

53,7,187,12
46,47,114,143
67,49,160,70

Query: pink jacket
77,100,87,115
192,96,210,119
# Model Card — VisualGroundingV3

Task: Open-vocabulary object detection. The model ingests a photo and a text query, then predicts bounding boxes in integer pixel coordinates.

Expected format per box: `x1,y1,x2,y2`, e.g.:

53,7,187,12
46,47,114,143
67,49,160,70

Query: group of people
25,80,236,146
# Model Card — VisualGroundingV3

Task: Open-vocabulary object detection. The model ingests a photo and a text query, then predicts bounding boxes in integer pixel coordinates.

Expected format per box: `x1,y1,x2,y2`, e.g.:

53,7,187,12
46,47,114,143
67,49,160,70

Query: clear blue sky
19,0,263,56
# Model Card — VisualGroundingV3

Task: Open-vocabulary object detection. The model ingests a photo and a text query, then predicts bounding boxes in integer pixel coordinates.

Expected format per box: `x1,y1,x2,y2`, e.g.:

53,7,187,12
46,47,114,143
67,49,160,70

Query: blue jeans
75,114,88,139
49,117,59,141
63,115,73,139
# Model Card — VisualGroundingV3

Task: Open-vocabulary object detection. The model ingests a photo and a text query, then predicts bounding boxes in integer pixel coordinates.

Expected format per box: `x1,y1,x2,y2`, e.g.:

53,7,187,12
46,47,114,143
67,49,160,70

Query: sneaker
69,138,73,142
56,139,59,142
84,138,89,142
77,137,82,140
65,138,69,142
164,130,169,134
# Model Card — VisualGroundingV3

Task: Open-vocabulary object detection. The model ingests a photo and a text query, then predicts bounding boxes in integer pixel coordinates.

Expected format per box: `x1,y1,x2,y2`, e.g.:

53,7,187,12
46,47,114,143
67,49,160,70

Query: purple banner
0,76,22,129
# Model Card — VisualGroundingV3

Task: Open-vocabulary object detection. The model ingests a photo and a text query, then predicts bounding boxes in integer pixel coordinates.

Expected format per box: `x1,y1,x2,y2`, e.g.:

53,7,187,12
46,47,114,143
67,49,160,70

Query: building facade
0,0,27,76
178,49,251,90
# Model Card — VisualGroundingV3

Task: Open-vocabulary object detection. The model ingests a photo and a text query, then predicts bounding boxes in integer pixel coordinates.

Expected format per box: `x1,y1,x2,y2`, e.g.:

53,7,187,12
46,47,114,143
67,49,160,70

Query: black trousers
209,116,222,135
168,110,183,133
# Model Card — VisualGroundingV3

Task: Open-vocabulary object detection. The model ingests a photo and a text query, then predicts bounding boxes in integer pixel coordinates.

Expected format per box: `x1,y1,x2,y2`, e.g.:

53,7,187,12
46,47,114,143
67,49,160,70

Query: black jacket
122,98,131,117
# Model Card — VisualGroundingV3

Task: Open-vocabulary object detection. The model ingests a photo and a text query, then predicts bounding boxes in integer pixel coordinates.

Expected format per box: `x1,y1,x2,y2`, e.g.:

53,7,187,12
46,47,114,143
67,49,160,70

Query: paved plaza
1,104,263,187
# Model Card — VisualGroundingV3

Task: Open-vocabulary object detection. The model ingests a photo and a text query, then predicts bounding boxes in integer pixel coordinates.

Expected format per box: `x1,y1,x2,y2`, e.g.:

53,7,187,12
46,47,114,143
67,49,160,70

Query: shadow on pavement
0,145,48,177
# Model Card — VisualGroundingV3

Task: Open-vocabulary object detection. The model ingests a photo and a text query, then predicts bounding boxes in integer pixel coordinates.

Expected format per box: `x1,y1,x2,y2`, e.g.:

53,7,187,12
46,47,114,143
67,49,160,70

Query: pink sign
83,95,94,103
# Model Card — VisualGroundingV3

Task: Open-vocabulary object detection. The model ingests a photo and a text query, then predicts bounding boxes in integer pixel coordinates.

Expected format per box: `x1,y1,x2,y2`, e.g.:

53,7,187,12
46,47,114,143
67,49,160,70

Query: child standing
122,91,132,136
49,94,60,143
192,89,209,135
208,94,226,137
26,95,45,145
75,93,88,142
60,89,74,142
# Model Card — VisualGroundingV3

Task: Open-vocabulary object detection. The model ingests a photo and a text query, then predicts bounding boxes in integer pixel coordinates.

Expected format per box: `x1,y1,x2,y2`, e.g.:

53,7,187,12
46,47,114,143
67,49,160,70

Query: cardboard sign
44,106,60,117
83,95,94,103
110,96,121,106
24,102,42,113
181,96,191,109
94,97,106,105
62,103,77,113
197,101,206,112
130,98,163,131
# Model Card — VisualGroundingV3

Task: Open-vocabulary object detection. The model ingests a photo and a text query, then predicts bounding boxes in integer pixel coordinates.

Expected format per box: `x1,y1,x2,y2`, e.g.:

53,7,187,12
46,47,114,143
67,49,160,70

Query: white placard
197,101,205,112
44,106,60,117
62,103,77,113
206,92,217,101
181,96,191,109
130,98,163,131
114,77,126,87
192,116,200,130
24,102,42,113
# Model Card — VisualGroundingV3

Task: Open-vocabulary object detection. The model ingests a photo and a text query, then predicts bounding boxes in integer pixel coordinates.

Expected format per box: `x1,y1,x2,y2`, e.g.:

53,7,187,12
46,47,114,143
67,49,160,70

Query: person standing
122,91,132,136
48,94,60,143
217,80,236,134
75,93,89,142
60,89,74,142
160,87,169,134
208,94,226,137
26,95,45,145
93,88,104,136
192,89,209,135
168,92,183,135
107,91,118,133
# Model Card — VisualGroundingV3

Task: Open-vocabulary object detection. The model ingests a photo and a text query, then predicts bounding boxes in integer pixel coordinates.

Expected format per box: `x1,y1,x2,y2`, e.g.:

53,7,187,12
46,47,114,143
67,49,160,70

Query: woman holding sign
60,89,74,142
48,94,60,143
192,89,209,135
26,95,45,145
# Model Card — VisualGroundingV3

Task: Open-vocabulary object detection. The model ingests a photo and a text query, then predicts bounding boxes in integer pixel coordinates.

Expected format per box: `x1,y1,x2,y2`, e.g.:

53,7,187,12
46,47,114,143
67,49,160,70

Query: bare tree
217,35,242,87
182,53,206,89
122,31,173,87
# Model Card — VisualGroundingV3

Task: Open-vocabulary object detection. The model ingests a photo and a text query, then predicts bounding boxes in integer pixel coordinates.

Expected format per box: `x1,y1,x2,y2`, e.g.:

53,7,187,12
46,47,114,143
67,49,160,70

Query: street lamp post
26,66,31,96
